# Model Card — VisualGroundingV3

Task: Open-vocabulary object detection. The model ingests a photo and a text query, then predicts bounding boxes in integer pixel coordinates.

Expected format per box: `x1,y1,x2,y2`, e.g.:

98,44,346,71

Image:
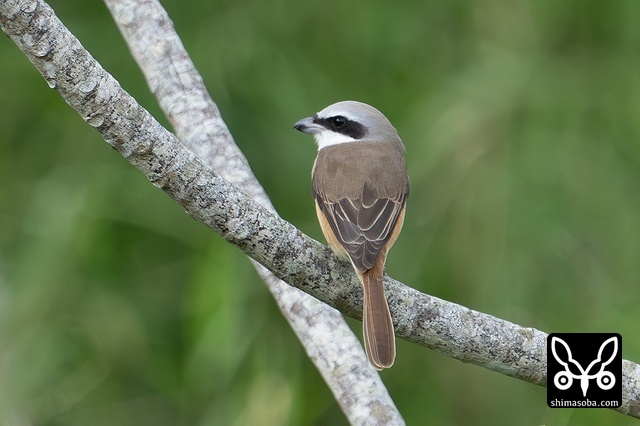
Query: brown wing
314,182,407,273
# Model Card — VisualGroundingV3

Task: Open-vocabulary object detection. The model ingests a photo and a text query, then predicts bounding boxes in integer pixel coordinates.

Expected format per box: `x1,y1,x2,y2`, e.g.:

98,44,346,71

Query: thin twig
100,0,403,423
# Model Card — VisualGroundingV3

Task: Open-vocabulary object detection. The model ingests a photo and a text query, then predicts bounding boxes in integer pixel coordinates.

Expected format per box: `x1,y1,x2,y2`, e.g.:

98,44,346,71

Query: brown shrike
294,101,409,370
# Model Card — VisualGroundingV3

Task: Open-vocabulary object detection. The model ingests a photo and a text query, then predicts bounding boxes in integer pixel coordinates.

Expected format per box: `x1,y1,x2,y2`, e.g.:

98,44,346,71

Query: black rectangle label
547,333,622,408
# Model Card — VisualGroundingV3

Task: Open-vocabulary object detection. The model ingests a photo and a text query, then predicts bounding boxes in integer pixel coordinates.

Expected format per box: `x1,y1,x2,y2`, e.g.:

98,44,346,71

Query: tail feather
360,265,396,370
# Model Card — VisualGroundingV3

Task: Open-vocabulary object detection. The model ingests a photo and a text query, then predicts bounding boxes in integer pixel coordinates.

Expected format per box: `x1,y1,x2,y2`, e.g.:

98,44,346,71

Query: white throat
314,131,358,150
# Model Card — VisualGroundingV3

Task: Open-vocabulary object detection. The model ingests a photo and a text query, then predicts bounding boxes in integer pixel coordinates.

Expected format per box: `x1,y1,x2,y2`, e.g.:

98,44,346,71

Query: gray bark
100,0,403,424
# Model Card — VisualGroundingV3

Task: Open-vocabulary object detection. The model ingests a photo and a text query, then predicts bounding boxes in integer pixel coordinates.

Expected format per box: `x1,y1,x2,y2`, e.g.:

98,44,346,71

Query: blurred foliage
1,0,639,424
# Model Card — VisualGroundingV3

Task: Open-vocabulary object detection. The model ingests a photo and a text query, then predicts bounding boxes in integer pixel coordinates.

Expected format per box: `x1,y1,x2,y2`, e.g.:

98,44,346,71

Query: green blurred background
1,0,639,424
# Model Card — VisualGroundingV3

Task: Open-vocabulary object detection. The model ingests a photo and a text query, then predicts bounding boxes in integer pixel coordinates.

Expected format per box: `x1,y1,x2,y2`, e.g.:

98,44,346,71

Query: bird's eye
330,116,348,129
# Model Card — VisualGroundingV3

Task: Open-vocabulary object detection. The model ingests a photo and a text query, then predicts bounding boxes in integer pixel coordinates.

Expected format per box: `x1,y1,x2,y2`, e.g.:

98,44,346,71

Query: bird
294,100,409,370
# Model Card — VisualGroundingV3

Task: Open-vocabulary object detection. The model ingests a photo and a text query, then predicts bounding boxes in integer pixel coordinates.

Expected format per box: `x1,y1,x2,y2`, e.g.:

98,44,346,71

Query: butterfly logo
550,336,618,397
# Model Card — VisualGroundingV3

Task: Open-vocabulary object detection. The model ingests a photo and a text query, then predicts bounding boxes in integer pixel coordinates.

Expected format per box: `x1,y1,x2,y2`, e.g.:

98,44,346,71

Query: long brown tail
359,263,396,370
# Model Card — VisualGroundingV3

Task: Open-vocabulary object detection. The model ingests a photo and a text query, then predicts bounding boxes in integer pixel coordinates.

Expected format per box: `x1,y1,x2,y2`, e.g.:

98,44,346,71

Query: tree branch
98,0,403,423
1,0,639,421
